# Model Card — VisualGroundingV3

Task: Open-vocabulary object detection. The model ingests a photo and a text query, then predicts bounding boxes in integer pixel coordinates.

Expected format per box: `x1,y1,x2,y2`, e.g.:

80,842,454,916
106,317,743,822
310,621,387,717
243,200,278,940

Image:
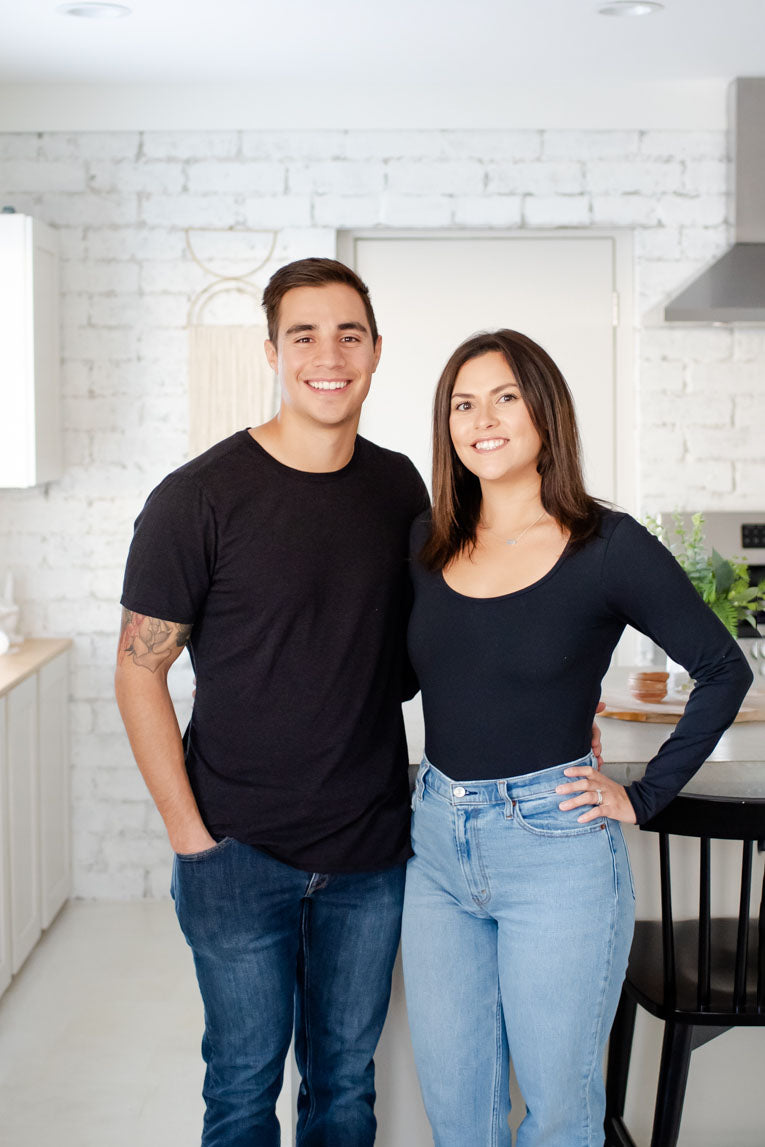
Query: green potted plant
645,511,765,697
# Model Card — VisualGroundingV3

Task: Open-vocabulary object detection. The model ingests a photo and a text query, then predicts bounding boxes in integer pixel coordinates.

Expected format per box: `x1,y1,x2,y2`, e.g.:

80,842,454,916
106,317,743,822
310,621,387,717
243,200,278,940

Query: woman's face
449,351,542,484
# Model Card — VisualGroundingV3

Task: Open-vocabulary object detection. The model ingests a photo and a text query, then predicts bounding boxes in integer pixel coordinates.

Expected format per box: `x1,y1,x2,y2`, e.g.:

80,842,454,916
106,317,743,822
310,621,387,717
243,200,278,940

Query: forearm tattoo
118,608,192,672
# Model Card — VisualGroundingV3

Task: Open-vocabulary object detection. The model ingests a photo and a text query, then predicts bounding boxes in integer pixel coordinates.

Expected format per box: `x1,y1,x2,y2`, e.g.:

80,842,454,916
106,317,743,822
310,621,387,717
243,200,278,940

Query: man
115,258,428,1147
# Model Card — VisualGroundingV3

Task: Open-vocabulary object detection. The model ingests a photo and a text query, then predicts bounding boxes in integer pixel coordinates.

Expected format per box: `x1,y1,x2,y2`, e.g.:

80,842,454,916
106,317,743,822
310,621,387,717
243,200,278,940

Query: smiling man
114,258,428,1147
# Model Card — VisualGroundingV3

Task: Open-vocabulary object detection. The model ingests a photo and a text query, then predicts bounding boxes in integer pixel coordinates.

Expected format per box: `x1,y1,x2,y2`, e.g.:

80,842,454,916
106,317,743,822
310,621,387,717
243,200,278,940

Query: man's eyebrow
451,383,520,399
283,321,369,336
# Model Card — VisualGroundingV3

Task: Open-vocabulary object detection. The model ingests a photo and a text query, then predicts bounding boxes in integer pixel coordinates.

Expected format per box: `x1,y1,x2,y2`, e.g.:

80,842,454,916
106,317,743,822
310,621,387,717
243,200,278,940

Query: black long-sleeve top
407,509,753,824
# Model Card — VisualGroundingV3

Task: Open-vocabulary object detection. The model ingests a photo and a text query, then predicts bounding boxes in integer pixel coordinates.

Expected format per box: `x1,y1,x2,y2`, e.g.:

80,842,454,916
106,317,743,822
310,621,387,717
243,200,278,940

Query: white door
7,674,41,973
0,697,12,997
341,231,632,507
39,653,70,929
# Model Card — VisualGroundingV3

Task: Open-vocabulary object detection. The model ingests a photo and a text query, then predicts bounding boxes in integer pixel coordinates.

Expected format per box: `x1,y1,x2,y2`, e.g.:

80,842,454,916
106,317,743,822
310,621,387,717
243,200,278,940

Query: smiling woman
422,328,601,575
402,326,752,1147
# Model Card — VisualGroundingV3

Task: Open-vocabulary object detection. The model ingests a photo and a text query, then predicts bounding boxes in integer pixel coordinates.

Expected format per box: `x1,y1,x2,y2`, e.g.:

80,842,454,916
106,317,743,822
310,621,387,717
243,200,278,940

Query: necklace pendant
505,539,517,546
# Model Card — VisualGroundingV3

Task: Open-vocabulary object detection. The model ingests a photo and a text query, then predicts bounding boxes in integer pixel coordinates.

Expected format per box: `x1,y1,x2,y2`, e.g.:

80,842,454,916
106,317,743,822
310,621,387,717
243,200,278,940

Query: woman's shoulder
569,506,651,566
409,511,432,561
594,505,632,539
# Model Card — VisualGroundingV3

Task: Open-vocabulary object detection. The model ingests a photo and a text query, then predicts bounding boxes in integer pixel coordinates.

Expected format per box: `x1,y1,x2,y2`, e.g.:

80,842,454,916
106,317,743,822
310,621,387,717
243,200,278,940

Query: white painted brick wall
0,126,761,902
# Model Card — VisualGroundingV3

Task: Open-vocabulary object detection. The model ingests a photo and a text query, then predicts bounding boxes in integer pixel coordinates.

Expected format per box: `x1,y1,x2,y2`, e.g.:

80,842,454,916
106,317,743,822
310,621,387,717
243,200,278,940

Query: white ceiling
1,0,765,129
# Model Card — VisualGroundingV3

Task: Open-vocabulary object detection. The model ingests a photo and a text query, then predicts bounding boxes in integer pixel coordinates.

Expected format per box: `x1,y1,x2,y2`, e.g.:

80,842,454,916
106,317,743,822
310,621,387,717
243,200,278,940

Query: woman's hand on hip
555,764,637,824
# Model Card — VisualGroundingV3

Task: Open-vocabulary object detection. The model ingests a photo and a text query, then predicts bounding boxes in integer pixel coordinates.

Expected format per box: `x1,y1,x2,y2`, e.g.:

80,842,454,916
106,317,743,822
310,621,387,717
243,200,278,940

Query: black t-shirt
408,508,753,824
121,430,428,873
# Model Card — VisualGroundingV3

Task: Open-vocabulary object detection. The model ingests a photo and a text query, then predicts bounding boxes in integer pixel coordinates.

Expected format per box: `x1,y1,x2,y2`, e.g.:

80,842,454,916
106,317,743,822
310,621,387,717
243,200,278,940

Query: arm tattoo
118,608,192,672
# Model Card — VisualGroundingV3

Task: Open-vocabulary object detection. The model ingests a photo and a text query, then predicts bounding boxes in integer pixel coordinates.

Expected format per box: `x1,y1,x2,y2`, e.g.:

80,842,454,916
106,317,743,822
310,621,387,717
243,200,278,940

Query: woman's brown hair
421,329,603,571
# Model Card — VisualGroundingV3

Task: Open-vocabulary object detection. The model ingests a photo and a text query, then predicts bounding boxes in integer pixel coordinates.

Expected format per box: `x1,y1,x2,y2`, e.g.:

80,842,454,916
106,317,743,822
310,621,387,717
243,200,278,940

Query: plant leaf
711,549,735,595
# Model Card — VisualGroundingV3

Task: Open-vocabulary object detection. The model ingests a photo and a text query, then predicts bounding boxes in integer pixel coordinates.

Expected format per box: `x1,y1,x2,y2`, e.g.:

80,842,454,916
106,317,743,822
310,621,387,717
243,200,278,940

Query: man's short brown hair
262,258,379,344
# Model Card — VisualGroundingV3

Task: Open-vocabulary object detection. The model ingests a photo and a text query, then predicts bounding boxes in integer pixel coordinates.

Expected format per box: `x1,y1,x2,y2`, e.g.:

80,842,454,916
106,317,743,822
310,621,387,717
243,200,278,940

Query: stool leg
605,989,637,1122
650,1022,693,1147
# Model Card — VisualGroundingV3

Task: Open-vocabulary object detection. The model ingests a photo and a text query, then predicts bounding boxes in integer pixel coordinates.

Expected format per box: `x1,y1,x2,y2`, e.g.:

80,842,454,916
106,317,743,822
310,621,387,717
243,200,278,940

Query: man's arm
114,607,216,855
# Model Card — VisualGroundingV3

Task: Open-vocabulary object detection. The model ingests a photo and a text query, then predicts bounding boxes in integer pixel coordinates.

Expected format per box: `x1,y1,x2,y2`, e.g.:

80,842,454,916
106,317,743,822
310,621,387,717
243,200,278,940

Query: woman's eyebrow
451,383,519,400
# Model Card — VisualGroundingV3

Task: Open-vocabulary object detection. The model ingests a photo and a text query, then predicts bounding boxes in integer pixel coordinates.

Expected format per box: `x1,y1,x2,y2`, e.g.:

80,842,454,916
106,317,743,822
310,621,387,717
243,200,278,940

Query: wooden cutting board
600,688,765,724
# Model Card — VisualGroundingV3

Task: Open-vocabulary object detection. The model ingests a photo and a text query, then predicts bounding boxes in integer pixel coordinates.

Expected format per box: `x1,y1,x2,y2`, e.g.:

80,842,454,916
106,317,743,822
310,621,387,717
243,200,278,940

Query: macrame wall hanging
186,229,279,459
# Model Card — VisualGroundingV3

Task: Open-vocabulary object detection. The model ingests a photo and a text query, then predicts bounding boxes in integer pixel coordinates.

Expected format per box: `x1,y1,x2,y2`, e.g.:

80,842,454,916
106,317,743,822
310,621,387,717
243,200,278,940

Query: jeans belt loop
499,780,514,819
416,761,430,802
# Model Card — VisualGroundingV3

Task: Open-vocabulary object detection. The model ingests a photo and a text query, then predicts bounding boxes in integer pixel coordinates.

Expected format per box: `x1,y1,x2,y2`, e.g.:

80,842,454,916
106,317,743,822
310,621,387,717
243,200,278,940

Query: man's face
265,283,382,430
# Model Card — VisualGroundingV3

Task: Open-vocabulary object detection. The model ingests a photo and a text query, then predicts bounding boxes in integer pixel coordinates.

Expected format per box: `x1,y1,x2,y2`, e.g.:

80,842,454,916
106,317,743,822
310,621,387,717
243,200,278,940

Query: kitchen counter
599,667,765,798
0,638,73,699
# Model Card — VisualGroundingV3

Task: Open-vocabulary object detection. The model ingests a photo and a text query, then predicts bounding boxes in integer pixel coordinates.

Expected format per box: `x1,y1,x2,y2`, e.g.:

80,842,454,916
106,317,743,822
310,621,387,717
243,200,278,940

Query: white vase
665,654,693,701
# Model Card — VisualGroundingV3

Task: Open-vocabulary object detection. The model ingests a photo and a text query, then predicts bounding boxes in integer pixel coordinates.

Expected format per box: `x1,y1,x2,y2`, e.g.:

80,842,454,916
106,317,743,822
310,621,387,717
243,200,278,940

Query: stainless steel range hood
665,77,765,323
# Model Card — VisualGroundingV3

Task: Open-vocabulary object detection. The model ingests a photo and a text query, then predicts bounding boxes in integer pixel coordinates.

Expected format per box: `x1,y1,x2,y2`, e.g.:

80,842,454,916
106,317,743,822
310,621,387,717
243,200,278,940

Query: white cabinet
0,699,11,996
39,654,70,929
0,641,70,997
7,675,40,972
0,213,61,488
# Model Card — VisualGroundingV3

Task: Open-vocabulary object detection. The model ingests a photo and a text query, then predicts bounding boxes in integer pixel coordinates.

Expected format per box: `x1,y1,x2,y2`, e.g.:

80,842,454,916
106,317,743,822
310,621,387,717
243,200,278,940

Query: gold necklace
481,509,547,547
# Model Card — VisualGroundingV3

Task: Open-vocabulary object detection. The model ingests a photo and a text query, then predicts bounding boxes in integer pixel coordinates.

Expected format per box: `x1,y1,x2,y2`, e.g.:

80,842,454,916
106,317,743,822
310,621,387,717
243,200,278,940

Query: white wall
0,126,764,897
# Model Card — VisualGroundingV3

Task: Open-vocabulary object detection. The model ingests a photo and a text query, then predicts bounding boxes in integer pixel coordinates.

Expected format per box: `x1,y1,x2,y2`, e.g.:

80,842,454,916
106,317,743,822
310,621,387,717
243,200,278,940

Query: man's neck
248,411,359,474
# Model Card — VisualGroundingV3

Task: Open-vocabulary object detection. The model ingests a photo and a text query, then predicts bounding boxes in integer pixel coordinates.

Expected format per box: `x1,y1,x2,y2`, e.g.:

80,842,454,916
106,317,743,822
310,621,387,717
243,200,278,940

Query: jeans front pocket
174,836,235,862
514,790,605,837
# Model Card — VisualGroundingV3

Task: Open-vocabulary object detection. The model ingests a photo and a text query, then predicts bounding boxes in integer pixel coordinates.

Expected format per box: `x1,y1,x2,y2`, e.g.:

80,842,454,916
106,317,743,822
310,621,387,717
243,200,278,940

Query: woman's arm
594,515,752,823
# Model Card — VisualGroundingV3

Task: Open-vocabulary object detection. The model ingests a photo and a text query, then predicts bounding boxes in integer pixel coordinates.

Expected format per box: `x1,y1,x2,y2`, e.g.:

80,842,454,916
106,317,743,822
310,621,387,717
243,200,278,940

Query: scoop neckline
439,543,572,602
242,428,359,481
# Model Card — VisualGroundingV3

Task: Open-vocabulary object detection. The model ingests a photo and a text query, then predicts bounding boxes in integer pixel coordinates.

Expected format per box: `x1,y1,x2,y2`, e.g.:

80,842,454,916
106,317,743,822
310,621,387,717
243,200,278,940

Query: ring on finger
596,788,604,806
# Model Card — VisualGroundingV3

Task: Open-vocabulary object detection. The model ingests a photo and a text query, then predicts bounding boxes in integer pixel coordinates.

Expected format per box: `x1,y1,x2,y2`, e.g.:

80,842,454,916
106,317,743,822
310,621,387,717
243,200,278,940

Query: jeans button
453,786,466,798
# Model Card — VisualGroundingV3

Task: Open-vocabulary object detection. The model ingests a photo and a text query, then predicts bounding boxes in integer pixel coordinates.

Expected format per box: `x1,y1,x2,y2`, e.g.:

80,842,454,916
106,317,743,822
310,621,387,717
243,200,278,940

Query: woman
401,330,752,1147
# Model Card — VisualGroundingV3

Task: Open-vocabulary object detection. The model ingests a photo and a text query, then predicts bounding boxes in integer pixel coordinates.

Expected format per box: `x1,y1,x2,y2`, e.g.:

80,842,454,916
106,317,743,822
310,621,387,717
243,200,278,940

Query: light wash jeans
402,754,635,1147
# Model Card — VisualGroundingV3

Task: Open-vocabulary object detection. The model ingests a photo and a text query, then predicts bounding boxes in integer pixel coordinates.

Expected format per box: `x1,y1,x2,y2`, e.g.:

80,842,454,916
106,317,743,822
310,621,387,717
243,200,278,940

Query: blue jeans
402,755,635,1147
171,837,406,1147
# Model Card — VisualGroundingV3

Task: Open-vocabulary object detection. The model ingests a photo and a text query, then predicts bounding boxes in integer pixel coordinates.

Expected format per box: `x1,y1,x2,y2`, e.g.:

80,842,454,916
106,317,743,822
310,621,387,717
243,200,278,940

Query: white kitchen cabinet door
0,697,11,997
39,654,70,929
0,213,61,488
7,675,41,973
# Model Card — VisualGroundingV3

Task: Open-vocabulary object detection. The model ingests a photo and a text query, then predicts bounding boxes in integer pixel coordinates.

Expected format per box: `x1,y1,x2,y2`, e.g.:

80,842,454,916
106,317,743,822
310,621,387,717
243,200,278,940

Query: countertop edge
603,759,765,800
0,638,73,698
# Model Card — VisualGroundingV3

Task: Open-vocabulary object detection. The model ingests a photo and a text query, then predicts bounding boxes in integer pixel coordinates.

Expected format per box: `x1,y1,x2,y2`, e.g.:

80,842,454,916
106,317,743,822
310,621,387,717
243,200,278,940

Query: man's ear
264,339,278,372
372,335,382,373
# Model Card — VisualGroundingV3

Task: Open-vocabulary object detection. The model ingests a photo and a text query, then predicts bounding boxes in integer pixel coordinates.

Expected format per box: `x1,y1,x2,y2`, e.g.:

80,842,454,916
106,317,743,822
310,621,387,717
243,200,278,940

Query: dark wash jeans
171,836,406,1147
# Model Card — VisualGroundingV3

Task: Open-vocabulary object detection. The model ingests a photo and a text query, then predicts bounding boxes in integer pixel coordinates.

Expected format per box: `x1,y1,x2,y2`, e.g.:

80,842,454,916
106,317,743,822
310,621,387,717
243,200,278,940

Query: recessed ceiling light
598,1,664,13
56,2,132,18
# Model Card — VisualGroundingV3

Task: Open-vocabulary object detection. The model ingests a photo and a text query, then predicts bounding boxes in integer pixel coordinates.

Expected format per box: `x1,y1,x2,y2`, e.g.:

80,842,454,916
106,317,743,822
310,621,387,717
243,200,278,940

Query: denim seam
579,823,620,1146
455,808,491,908
298,901,318,1135
513,802,605,839
424,782,456,808
490,980,504,1147
415,762,429,802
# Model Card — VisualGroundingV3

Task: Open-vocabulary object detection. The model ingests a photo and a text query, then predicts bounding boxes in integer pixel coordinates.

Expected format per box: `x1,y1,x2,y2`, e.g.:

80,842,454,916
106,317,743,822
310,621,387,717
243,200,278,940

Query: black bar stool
605,794,765,1147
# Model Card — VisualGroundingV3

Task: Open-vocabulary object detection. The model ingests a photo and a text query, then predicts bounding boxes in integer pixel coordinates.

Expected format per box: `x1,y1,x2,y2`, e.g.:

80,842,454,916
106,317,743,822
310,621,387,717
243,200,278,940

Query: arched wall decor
186,229,279,459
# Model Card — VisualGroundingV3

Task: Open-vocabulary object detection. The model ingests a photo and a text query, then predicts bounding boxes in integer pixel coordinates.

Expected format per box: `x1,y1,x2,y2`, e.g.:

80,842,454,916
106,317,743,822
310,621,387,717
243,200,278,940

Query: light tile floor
0,901,205,1147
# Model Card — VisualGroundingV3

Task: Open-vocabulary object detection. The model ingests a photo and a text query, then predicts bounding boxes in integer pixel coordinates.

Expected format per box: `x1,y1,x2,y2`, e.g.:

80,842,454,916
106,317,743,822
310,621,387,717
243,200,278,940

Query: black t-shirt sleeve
601,515,753,823
120,473,217,625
